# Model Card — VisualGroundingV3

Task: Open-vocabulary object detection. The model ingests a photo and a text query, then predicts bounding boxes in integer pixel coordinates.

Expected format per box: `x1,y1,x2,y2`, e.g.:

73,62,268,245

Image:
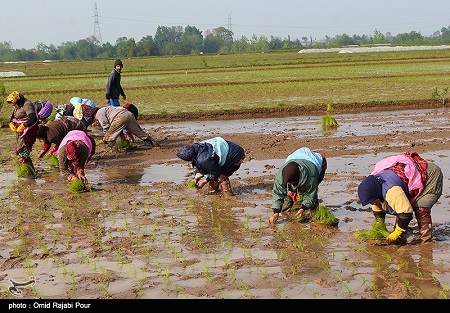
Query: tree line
2,24,450,62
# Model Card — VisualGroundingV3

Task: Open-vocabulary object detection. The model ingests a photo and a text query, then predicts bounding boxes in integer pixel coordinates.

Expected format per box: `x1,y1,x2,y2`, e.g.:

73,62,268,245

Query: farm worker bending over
69,97,97,127
57,130,96,184
269,147,327,225
7,91,39,174
176,137,245,197
92,106,155,147
358,152,443,244
36,116,87,158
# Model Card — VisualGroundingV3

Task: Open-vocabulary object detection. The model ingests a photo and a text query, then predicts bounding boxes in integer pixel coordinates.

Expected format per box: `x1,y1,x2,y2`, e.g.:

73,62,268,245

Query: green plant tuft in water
354,218,390,239
47,155,59,167
320,115,339,128
186,180,197,189
15,164,35,178
68,178,86,193
311,205,338,225
117,139,133,150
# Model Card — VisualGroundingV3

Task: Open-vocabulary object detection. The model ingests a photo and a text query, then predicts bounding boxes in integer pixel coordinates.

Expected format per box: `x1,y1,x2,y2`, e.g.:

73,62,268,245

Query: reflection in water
368,244,447,299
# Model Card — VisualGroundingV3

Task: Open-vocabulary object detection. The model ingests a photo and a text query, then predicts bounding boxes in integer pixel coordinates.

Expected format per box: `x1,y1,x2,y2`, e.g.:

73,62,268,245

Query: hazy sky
3,0,450,49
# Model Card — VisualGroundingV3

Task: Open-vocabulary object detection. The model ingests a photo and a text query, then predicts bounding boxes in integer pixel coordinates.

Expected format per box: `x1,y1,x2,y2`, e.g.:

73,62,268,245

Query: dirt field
1,104,450,299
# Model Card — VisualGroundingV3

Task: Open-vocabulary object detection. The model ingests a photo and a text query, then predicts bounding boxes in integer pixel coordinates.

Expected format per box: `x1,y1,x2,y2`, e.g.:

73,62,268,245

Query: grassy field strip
1,50,450,119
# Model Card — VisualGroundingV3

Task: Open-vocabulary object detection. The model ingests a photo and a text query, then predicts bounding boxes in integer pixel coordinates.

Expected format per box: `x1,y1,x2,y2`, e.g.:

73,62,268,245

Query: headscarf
38,101,53,119
357,175,383,206
66,141,81,160
70,97,82,106
176,145,196,161
282,162,300,184
6,90,23,104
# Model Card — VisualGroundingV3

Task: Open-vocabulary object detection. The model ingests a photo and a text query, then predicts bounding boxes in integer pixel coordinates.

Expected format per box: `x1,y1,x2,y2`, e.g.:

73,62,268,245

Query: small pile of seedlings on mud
311,205,339,226
15,164,35,178
67,178,90,193
354,218,390,239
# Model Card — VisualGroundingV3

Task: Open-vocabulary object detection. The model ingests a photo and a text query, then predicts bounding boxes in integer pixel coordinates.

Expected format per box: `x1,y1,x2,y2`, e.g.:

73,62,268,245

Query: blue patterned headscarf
357,175,383,206
176,145,196,161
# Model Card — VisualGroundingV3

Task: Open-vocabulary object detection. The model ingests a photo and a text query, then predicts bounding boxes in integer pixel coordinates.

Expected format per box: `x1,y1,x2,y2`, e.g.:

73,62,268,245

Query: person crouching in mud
176,136,245,197
269,147,327,225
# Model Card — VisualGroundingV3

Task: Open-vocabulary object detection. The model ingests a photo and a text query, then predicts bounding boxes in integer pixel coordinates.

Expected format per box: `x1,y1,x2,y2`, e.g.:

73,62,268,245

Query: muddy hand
194,173,204,183
269,213,279,225
295,209,304,219
196,179,208,189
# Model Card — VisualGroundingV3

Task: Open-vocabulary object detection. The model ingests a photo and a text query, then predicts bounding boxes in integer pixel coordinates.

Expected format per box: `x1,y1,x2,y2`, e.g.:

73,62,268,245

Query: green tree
178,25,203,54
203,27,233,53
115,37,137,58
154,26,183,55
135,36,160,57
372,29,387,44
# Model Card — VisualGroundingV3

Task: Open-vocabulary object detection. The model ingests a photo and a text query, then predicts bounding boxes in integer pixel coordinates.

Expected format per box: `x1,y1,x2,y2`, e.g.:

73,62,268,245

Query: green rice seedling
15,164,35,178
326,103,334,114
354,218,390,239
46,155,59,167
116,139,133,150
185,180,197,188
67,178,86,193
320,115,339,128
311,205,338,225
431,86,449,105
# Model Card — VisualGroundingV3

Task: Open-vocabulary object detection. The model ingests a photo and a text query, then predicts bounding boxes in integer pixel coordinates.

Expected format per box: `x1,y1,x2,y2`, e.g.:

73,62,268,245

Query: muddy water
1,108,450,299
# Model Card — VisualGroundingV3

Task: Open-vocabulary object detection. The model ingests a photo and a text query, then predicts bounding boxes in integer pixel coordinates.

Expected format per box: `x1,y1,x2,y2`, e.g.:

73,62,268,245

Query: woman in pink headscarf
57,130,96,184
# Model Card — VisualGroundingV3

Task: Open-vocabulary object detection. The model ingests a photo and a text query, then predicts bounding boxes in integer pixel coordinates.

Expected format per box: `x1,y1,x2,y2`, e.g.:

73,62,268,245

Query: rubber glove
16,124,25,133
9,122,17,132
269,213,279,225
386,225,405,243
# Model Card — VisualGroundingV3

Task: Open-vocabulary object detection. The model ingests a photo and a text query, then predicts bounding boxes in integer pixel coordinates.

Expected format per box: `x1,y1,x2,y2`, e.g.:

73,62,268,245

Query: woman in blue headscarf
176,137,245,197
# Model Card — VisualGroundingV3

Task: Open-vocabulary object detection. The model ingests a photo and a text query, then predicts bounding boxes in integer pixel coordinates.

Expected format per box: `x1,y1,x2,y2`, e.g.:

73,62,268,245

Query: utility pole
93,2,103,45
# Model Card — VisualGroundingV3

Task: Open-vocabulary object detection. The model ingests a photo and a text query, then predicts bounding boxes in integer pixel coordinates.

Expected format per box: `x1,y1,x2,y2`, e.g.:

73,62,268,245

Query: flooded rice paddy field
1,107,450,299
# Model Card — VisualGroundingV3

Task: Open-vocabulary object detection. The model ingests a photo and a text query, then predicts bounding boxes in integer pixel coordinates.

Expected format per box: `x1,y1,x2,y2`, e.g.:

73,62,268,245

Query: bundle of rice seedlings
15,164,35,178
320,115,339,129
117,139,133,150
68,178,86,193
311,205,338,225
354,218,390,239
186,180,197,189
47,155,59,167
